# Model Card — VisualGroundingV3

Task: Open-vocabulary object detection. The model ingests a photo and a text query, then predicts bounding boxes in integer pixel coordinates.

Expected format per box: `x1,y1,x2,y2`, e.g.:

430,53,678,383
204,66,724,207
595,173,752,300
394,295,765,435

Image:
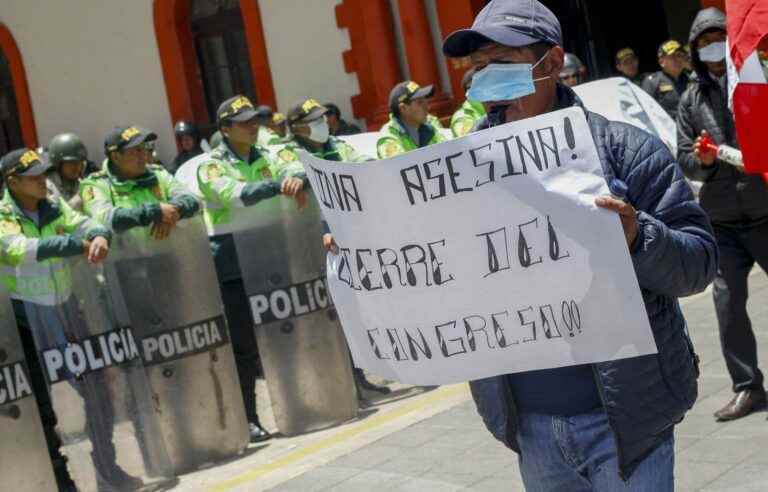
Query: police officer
377,81,446,159
450,68,487,138
615,47,646,85
559,53,587,87
324,103,362,137
197,95,305,442
46,133,88,210
171,121,203,174
642,40,690,120
0,148,133,491
80,126,199,240
270,112,289,140
255,104,282,148
280,98,372,163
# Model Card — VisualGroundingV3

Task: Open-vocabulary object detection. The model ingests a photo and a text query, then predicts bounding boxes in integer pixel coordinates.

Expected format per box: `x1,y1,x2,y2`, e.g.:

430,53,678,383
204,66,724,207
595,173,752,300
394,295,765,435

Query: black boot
354,368,391,395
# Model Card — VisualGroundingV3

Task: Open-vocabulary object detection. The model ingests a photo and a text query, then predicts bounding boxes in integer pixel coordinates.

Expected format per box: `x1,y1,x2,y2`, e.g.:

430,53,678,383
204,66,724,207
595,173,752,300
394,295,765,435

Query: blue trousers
516,409,674,492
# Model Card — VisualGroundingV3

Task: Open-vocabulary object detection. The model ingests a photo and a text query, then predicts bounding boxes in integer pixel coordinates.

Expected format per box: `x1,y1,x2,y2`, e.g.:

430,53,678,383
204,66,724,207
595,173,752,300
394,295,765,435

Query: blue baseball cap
443,0,562,58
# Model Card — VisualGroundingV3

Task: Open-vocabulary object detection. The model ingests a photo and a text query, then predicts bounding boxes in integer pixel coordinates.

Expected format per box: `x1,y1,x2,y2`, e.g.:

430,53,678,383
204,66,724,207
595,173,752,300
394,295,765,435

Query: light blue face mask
467,51,551,103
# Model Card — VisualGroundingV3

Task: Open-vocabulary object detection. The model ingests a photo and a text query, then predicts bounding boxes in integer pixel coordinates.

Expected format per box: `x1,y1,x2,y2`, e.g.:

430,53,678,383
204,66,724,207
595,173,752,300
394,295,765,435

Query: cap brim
228,108,259,122
296,106,328,124
443,26,541,57
16,160,52,177
123,131,158,149
412,85,435,99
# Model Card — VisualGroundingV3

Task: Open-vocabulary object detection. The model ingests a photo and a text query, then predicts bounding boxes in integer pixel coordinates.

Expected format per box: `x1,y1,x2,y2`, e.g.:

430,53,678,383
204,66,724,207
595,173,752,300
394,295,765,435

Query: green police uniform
450,99,486,138
197,140,295,236
80,126,200,238
0,149,110,305
377,80,447,159
278,98,372,164
277,136,371,163
376,114,446,159
80,163,199,233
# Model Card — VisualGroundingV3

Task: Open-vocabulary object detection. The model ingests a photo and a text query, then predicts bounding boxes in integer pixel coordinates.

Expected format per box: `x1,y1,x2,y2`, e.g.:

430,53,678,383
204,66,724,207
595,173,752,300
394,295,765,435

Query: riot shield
232,193,358,436
18,256,174,491
0,286,57,491
105,217,248,472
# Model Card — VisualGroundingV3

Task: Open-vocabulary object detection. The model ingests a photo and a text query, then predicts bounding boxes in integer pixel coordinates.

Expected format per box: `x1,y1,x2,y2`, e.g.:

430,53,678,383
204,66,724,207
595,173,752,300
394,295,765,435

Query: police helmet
174,121,198,138
562,53,585,73
48,133,87,167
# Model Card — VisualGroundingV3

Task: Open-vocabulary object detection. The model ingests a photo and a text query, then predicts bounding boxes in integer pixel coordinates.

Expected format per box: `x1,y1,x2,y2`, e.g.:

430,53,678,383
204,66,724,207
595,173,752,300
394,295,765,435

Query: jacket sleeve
60,199,112,242
81,181,160,232
622,130,718,297
676,91,719,182
198,160,281,209
159,169,201,219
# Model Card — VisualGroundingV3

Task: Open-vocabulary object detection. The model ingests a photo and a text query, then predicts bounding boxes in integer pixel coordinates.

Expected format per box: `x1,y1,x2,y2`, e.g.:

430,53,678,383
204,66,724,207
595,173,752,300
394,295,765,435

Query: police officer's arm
640,75,657,97
676,91,718,181
340,141,374,163
198,160,281,208
271,146,308,181
157,168,201,218
0,207,109,266
80,181,162,232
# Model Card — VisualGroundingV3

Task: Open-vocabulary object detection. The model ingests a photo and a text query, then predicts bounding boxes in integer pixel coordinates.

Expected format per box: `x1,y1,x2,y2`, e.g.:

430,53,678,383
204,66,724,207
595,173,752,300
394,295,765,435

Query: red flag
727,0,768,174
727,0,768,70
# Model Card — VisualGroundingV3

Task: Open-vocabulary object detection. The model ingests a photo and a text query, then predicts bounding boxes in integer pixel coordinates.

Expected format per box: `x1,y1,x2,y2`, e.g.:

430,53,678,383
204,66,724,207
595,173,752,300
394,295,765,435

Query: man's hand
693,130,716,167
281,177,304,197
595,196,639,248
159,203,181,225
151,221,175,241
85,237,109,264
322,233,339,254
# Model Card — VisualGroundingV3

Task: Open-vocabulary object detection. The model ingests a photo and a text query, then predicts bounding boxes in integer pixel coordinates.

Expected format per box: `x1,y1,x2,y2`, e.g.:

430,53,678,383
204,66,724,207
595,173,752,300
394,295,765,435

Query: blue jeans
516,410,674,492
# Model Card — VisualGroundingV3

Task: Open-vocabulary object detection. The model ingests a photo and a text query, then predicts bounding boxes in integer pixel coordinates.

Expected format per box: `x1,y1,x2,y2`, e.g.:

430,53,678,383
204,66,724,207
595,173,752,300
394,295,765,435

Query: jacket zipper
591,366,628,481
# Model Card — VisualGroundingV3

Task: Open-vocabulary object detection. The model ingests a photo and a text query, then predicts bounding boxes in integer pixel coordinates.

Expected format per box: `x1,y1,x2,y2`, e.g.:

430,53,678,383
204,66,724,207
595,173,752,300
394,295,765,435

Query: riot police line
0,99,359,491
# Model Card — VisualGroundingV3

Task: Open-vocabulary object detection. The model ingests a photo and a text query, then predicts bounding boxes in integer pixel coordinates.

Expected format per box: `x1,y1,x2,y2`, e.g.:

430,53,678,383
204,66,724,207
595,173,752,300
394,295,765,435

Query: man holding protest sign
438,0,717,489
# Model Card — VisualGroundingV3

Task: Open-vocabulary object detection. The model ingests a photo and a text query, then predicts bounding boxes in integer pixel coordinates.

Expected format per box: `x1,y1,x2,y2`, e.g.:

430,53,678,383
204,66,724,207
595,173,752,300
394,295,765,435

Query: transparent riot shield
232,193,358,436
19,256,174,492
104,217,248,472
0,286,57,491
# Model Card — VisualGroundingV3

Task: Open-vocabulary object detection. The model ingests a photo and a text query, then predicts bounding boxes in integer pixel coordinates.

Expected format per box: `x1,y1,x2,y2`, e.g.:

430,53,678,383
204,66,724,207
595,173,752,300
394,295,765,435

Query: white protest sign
573,77,677,155
302,107,657,385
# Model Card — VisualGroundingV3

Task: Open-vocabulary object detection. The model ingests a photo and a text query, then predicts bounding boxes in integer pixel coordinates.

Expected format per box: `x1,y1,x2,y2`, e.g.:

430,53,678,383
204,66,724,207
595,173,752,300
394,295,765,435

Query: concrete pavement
170,271,768,491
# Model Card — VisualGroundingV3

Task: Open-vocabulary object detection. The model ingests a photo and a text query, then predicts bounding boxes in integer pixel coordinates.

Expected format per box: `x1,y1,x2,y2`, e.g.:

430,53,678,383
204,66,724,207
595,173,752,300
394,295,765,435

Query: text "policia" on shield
41,327,140,384
248,276,331,325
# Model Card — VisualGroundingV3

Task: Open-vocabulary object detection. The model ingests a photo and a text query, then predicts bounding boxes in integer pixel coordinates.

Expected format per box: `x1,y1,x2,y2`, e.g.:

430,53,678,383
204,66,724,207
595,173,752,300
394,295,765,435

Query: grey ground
270,272,768,492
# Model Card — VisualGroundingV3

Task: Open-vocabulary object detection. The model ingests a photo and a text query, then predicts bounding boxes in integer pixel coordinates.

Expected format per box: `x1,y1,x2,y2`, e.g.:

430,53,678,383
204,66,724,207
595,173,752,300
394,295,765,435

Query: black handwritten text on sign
400,117,579,205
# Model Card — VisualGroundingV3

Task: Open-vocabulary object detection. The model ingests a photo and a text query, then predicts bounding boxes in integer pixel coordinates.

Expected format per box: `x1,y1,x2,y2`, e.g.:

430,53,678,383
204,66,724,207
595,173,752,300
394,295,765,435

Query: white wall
258,0,361,127
1,0,177,163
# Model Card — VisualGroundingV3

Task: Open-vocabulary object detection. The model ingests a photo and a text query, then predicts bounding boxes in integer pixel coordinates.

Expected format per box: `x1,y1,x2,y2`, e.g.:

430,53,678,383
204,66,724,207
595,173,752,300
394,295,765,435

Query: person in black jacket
443,0,717,489
678,7,768,422
642,40,690,120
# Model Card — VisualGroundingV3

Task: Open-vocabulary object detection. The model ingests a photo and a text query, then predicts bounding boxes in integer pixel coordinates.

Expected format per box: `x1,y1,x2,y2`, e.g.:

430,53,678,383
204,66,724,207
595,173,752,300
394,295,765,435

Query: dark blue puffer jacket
470,84,718,480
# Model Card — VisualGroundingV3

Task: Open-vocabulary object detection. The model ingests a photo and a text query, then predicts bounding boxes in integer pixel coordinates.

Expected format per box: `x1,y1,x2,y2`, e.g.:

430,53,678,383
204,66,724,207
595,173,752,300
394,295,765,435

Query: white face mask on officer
308,117,330,144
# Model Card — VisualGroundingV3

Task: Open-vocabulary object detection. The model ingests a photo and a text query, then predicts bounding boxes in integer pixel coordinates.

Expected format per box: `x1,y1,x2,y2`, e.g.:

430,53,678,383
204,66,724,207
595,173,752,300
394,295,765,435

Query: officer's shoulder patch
453,118,474,137
0,218,21,235
277,147,298,162
378,138,404,159
200,161,225,182
81,186,96,203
